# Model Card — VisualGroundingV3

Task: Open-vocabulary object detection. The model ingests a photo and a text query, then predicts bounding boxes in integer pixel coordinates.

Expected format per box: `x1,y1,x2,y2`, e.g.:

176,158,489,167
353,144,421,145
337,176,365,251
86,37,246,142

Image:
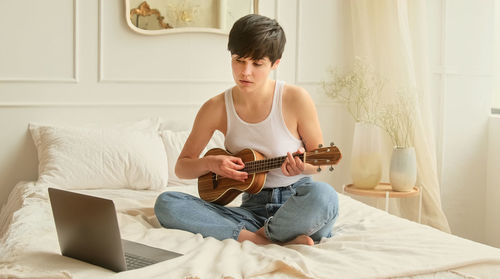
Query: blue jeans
154,177,339,243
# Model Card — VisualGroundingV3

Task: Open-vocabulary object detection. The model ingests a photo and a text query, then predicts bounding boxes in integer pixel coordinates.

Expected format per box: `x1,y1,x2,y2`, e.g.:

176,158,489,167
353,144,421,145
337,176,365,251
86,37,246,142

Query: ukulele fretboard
242,154,305,173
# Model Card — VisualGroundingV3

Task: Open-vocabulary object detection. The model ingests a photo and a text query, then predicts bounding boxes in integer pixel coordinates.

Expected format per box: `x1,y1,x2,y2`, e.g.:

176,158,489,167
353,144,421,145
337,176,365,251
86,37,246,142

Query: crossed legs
154,179,338,246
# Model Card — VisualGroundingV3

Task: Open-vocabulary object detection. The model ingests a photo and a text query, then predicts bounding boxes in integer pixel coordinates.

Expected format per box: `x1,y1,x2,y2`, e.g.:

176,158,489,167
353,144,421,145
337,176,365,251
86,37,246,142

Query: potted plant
323,57,418,191
379,90,417,192
322,57,385,189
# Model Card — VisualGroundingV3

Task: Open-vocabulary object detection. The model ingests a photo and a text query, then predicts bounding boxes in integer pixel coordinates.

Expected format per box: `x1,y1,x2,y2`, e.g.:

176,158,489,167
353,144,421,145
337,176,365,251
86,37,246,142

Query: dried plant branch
378,89,416,147
322,57,416,147
322,57,384,124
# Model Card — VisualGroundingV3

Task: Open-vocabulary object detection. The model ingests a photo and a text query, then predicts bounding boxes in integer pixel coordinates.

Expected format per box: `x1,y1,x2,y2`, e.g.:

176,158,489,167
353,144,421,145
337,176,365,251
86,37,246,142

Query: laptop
48,187,182,272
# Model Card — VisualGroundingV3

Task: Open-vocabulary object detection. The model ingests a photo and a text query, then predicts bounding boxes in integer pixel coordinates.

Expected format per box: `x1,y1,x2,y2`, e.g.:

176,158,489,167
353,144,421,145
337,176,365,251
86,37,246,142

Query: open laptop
48,187,182,272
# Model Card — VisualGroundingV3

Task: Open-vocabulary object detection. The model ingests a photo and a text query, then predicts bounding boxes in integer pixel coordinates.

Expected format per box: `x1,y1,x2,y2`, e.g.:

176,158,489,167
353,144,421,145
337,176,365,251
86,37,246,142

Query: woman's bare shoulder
195,92,227,133
282,84,314,107
200,92,226,113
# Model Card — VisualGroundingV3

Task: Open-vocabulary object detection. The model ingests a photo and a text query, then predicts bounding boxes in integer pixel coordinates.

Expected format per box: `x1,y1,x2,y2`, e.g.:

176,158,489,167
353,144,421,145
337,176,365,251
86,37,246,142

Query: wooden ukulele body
198,145,341,205
198,148,267,205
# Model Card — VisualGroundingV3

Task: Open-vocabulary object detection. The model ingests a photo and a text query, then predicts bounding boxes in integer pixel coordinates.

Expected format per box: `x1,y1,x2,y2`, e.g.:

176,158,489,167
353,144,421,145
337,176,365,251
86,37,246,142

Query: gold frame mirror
125,0,259,35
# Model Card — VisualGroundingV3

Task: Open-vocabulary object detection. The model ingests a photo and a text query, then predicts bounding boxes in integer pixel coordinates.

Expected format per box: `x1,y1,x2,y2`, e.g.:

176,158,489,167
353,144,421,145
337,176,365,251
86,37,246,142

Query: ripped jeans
154,177,339,243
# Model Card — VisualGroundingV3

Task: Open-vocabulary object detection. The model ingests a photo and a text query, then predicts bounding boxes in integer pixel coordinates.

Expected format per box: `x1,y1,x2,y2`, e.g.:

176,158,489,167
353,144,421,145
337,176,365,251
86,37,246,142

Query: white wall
489,0,500,248
0,0,353,207
429,0,495,245
495,0,500,109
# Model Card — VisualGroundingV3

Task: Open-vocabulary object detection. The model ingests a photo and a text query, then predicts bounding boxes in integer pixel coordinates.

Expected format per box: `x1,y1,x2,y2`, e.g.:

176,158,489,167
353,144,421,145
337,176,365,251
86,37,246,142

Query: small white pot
389,146,417,192
350,122,382,189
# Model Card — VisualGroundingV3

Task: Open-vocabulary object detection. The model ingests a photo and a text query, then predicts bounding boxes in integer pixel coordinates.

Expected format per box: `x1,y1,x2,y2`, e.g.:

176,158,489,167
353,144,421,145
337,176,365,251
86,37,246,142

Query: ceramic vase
389,146,417,191
350,122,382,189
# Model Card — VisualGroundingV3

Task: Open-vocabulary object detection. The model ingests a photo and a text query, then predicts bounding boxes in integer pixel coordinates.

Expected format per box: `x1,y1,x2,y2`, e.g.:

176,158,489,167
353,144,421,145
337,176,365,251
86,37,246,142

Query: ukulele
198,143,342,205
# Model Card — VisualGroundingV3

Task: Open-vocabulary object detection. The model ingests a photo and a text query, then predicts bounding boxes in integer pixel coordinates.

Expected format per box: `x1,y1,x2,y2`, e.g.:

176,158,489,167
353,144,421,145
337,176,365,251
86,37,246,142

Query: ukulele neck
242,153,304,174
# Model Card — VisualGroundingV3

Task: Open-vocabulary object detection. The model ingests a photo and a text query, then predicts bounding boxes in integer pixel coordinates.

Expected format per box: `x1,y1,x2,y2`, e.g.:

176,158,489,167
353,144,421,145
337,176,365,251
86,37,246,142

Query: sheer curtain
349,0,450,232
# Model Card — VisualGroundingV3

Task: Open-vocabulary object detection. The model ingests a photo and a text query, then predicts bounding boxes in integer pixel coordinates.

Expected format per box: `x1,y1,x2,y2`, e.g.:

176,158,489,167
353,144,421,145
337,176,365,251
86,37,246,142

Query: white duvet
1,182,500,279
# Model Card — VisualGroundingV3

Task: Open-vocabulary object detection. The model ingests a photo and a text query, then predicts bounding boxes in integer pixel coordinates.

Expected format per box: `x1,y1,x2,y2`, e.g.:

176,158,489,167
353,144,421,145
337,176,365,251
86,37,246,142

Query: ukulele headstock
304,142,342,172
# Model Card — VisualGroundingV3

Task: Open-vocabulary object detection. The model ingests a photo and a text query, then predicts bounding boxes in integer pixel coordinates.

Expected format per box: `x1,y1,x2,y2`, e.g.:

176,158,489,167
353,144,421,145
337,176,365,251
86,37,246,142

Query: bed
1,118,500,279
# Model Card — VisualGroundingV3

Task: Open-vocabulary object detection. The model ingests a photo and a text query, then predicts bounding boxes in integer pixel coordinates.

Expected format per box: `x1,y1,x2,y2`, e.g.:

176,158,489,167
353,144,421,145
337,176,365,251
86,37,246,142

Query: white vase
350,122,382,189
389,146,417,192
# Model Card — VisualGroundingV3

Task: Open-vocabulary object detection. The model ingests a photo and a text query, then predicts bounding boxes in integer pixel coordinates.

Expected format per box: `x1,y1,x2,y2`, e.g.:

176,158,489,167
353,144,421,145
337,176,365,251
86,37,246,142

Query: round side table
343,183,422,223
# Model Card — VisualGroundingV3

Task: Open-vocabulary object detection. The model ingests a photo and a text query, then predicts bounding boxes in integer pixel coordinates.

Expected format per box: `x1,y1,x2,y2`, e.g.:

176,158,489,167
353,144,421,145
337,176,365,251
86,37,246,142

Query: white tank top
224,80,309,188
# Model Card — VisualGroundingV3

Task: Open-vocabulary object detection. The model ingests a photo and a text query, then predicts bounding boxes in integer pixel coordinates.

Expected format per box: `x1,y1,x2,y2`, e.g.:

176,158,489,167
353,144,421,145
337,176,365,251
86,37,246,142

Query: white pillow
160,130,225,186
29,118,169,190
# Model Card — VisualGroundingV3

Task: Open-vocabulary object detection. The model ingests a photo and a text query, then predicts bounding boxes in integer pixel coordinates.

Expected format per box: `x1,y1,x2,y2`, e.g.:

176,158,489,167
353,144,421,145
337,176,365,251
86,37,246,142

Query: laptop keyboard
124,252,158,270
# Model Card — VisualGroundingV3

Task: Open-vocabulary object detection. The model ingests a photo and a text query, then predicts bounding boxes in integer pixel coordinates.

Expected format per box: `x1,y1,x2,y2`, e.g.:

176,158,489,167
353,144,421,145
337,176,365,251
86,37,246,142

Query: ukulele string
199,152,305,182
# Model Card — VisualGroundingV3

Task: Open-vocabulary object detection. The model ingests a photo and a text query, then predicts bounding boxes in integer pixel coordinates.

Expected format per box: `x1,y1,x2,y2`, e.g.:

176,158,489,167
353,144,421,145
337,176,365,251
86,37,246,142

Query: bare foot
284,235,314,246
238,229,314,246
238,229,272,245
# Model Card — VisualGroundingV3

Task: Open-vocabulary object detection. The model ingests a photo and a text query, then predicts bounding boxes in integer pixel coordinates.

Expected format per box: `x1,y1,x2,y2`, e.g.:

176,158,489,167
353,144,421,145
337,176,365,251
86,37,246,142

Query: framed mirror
125,0,259,35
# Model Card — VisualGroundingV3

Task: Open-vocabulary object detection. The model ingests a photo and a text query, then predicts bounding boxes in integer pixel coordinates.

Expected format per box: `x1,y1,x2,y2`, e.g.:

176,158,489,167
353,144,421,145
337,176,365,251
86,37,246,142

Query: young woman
155,14,339,246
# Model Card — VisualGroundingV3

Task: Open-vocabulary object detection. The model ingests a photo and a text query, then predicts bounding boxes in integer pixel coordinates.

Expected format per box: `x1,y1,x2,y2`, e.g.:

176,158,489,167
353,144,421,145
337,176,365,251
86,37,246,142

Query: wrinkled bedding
1,181,500,279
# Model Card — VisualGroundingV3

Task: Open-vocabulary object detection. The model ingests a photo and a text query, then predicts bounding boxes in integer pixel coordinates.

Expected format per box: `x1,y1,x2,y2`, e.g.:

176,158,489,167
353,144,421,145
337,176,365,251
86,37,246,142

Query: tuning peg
317,167,322,172
330,142,335,146
318,144,323,148
329,166,334,171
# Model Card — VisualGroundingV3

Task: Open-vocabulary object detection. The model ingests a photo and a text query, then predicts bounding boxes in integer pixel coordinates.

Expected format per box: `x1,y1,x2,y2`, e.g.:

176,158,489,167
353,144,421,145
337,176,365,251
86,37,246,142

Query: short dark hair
228,14,286,65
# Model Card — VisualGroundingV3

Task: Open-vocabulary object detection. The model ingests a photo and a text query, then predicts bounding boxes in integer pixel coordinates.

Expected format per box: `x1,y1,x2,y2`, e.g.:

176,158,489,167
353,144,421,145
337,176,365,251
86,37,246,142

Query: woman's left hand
281,147,305,176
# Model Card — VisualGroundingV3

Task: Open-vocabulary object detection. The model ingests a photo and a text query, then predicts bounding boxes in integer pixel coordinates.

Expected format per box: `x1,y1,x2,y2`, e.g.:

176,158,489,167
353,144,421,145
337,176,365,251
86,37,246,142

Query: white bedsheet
1,181,500,279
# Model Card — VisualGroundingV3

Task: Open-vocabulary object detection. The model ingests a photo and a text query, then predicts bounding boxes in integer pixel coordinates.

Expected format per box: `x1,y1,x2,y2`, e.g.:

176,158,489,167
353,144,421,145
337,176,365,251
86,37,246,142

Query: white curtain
349,0,450,232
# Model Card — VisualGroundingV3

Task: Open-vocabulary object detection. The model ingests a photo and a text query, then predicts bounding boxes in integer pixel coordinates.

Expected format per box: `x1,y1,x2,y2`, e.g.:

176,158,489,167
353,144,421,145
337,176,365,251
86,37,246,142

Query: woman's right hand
206,155,248,182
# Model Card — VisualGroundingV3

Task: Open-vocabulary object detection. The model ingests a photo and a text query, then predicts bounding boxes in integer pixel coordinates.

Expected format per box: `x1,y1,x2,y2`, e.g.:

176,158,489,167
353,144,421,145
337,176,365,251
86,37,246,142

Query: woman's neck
233,79,275,107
